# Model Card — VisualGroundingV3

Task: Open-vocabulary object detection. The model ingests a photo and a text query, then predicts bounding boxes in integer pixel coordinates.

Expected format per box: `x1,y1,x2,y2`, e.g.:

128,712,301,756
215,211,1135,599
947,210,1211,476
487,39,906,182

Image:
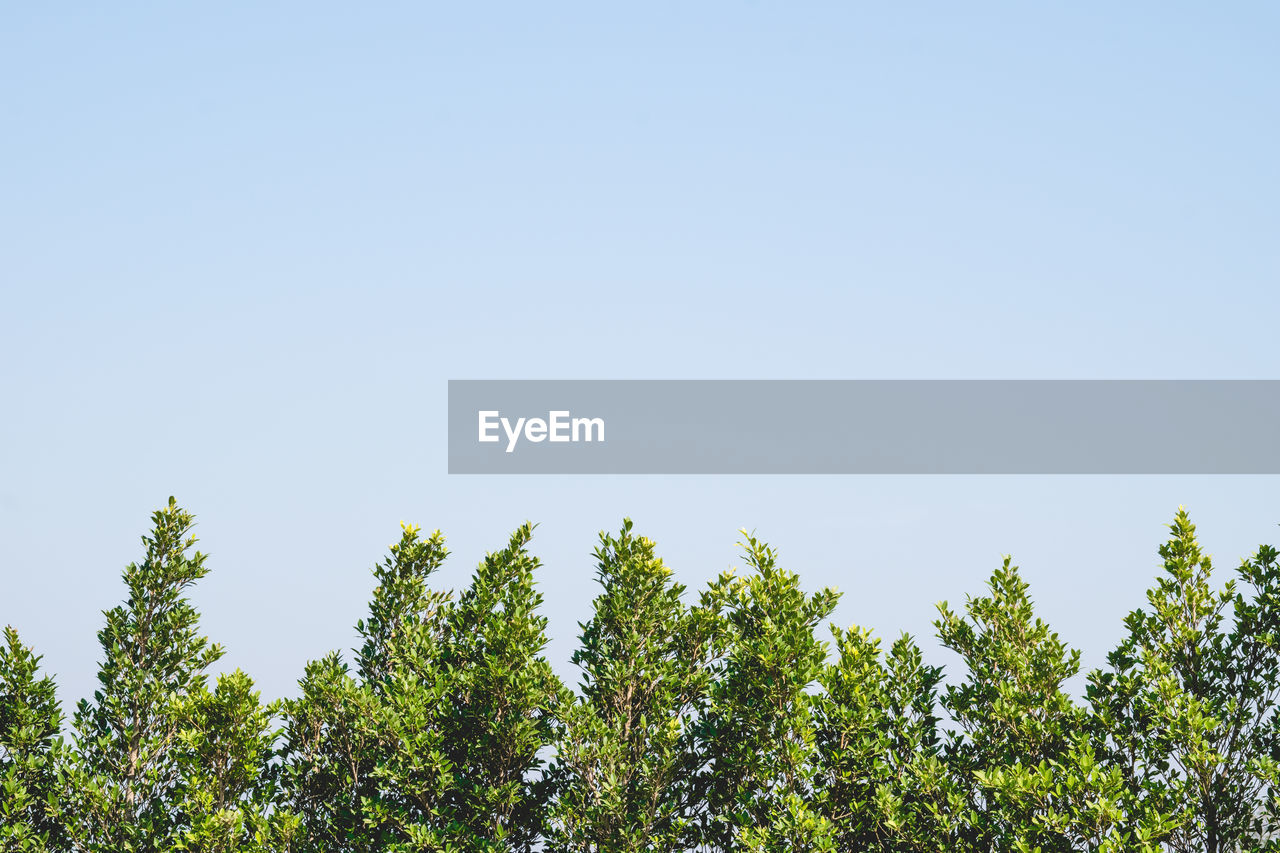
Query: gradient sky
3,3,1278,707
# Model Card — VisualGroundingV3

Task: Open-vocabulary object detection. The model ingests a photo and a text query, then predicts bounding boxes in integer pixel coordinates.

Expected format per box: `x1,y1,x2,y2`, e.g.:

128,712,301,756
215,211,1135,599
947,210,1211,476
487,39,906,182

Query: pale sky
3,3,1278,706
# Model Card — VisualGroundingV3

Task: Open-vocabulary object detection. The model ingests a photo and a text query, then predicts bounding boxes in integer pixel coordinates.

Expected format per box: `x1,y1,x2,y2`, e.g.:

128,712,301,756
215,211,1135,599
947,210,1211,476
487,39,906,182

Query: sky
2,3,1279,707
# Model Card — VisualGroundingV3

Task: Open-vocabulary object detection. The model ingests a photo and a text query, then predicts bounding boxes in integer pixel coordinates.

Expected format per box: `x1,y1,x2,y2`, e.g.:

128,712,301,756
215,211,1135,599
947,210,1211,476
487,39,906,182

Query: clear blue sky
2,4,1278,705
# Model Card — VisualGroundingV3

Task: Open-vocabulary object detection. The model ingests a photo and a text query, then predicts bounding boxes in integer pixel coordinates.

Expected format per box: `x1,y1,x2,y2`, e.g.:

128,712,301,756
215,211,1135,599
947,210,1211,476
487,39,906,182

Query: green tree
285,522,565,852
696,533,839,853
283,523,451,851
1,626,67,852
434,523,568,852
14,502,1280,851
353,524,456,852
169,670,298,853
813,627,953,852
547,520,719,853
936,558,1182,853
282,652,376,851
1088,509,1280,853
935,558,1085,853
64,498,281,853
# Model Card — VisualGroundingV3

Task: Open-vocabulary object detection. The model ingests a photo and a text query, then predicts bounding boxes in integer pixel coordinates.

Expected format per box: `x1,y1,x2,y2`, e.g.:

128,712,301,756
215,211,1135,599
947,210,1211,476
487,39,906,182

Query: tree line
3,498,1280,852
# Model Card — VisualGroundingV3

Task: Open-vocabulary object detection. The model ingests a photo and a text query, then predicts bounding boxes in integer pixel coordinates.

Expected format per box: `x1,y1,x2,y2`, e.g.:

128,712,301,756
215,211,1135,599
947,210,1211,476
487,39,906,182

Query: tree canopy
4,501,1280,852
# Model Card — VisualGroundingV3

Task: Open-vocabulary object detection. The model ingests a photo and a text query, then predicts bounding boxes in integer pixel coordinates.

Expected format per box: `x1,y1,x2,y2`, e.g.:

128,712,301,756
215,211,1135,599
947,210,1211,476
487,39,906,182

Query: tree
169,670,299,853
1,626,67,852
284,522,565,852
283,523,451,851
696,532,839,853
64,498,282,853
812,627,953,852
934,558,1086,853
547,520,719,853
281,652,376,852
12,502,1280,850
1088,509,1280,853
433,523,568,852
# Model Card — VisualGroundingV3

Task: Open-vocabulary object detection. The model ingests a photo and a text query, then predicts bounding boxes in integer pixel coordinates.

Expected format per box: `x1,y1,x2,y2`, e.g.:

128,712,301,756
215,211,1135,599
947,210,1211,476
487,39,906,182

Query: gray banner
447,380,1280,474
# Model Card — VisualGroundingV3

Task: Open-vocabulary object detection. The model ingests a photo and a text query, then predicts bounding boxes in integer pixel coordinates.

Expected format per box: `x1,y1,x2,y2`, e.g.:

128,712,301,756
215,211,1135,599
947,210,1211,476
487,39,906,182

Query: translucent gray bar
447,380,1280,474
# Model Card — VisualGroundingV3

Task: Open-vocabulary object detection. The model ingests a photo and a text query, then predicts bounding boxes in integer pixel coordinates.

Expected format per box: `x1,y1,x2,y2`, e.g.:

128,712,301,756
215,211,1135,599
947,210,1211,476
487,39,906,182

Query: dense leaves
547,519,717,853
5,502,1280,851
282,523,453,851
936,558,1086,852
282,521,564,852
1088,510,1280,853
697,533,840,852
44,498,292,853
812,628,949,852
1,627,67,851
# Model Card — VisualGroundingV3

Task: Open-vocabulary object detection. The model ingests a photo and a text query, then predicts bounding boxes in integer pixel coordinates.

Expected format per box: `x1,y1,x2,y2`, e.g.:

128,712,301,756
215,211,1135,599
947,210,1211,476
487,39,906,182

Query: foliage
62,498,287,853
433,522,568,851
547,519,718,853
1,626,67,852
1088,509,1280,853
283,522,565,852
934,558,1087,852
812,627,952,852
8,501,1280,852
936,558,1178,853
169,670,297,853
283,524,452,851
695,532,840,852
